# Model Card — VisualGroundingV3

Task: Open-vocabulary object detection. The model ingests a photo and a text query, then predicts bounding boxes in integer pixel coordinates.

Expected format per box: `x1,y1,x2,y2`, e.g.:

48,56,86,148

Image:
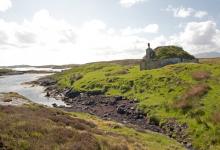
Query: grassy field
0,104,184,150
52,58,220,150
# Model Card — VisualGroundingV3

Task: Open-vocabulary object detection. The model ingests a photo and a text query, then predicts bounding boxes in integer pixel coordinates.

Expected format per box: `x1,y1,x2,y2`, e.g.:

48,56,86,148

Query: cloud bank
0,0,11,12
119,0,147,8
0,9,219,65
0,10,153,65
165,5,208,18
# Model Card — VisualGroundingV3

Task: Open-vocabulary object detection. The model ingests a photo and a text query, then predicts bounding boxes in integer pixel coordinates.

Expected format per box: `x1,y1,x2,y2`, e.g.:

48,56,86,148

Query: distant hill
0,64,79,69
195,51,220,58
154,46,195,59
88,59,141,66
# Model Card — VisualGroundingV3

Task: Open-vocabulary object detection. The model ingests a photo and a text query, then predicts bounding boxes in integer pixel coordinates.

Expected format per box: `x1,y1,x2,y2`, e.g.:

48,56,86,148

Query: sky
0,0,220,65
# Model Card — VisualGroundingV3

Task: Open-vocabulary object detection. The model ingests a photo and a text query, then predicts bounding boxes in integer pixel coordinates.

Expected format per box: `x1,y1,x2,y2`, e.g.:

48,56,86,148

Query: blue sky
0,0,219,65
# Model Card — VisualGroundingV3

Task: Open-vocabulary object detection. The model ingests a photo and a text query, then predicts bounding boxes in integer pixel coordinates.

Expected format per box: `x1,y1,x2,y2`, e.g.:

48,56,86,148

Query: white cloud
0,9,151,65
194,11,208,18
136,21,220,55
143,24,159,33
119,0,146,8
179,21,219,53
0,9,219,65
0,0,11,12
121,24,159,35
162,21,220,54
180,21,216,45
165,5,208,18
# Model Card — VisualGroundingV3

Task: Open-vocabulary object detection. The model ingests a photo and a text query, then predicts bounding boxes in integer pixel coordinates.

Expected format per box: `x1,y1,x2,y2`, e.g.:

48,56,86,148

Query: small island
140,43,198,70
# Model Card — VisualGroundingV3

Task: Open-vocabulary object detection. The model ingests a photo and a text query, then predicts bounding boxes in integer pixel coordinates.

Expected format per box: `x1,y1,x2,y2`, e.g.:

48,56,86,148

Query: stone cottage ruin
140,43,198,70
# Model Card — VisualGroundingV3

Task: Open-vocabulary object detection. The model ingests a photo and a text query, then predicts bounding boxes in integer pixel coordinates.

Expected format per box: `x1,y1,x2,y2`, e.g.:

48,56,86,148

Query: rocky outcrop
161,119,192,149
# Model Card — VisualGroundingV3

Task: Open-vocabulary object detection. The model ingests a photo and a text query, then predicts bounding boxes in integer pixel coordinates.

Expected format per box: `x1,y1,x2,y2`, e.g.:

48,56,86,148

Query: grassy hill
51,58,220,150
154,46,195,59
0,104,184,150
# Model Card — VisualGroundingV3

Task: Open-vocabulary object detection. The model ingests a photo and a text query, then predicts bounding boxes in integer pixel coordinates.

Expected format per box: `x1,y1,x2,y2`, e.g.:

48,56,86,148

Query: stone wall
140,58,199,70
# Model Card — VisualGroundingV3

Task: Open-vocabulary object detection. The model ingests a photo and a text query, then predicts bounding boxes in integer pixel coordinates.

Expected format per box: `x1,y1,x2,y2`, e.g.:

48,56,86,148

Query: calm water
0,73,66,107
9,67,68,72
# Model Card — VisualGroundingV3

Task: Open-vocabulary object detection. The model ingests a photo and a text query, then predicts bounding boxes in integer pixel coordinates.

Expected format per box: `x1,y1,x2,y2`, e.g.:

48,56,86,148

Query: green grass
0,104,184,150
154,46,195,59
51,59,220,150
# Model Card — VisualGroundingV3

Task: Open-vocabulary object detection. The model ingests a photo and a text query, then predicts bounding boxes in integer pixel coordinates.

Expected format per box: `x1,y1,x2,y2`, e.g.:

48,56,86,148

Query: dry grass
182,84,210,99
1,92,29,100
192,71,210,81
212,112,220,124
174,84,210,109
0,105,133,150
199,58,220,64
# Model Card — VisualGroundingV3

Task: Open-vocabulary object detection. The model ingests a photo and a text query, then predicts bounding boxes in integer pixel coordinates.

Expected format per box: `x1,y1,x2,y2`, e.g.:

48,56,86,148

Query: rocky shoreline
35,77,193,149
0,92,31,106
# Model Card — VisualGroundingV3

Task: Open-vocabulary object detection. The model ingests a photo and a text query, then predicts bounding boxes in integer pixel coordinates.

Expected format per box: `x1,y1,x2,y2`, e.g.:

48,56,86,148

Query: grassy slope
52,59,220,150
0,104,184,150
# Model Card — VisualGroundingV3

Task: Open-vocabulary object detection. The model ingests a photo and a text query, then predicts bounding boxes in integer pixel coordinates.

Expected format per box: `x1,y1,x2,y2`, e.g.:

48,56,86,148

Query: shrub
149,115,160,126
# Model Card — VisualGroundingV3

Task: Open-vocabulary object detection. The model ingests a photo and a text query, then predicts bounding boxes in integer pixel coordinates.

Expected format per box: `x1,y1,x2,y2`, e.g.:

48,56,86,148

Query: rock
114,96,123,101
45,92,50,97
80,93,88,97
58,105,65,108
52,103,58,107
82,106,89,110
134,99,139,103
130,107,135,110
117,105,126,114
109,98,117,105
103,113,110,118
86,90,104,96
186,143,192,148
122,120,128,124
63,89,80,98
38,78,56,86
85,99,95,106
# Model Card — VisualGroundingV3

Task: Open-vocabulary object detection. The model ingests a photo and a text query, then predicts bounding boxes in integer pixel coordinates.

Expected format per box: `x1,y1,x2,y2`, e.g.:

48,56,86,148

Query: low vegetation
1,92,29,101
0,69,13,76
173,83,210,110
52,58,220,149
154,46,195,59
0,92,30,106
192,71,210,81
0,104,184,150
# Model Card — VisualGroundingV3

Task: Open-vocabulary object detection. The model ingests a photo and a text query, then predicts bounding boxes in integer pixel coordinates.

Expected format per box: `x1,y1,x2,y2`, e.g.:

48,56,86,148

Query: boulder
63,89,80,98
